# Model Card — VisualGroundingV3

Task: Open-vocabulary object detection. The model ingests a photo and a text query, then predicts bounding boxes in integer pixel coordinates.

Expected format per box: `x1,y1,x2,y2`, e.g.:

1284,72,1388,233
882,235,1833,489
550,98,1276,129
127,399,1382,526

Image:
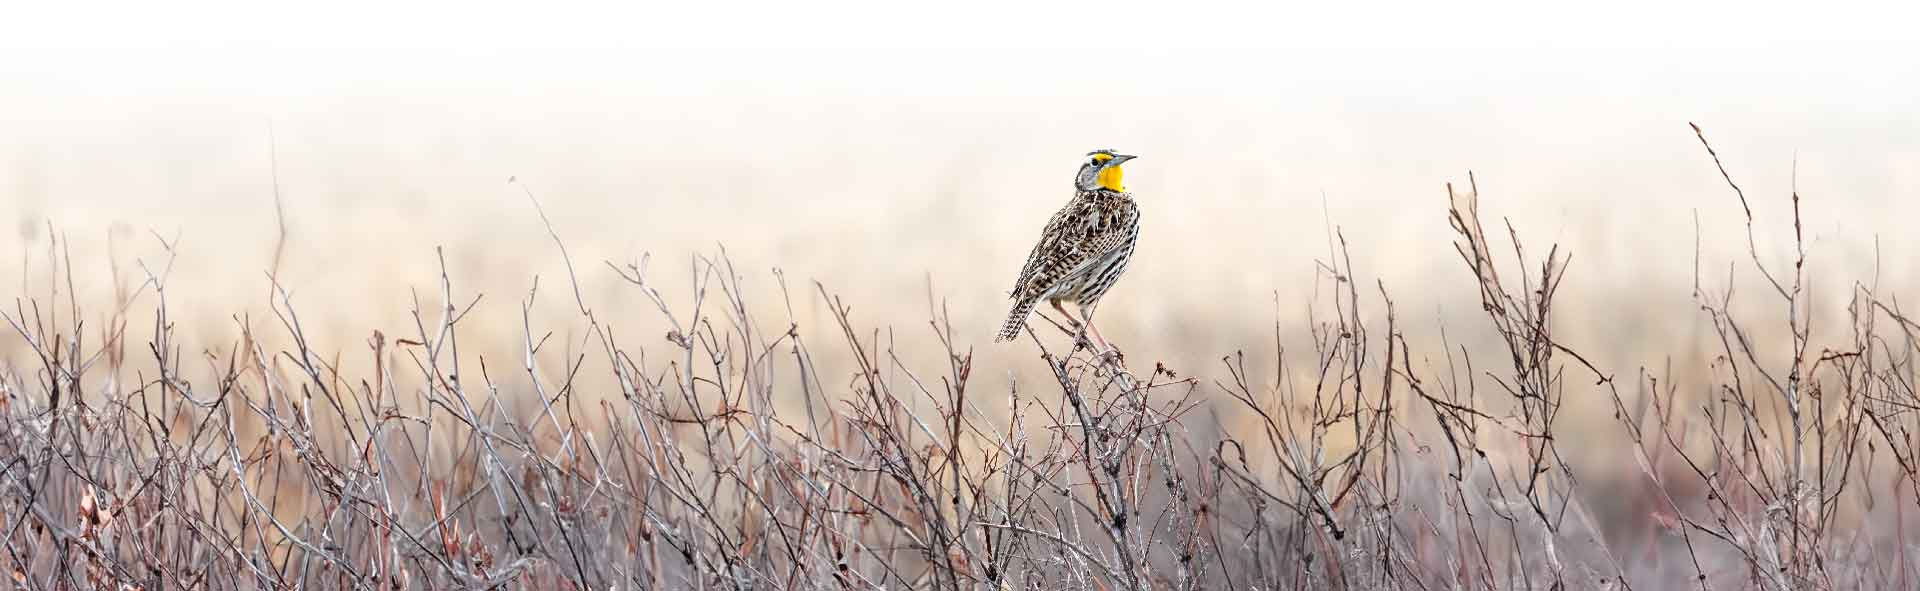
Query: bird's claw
1071,332,1096,352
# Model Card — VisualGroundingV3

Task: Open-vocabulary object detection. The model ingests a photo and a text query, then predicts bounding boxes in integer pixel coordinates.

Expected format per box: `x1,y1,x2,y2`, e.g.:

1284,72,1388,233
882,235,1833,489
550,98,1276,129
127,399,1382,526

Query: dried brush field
4,127,1919,591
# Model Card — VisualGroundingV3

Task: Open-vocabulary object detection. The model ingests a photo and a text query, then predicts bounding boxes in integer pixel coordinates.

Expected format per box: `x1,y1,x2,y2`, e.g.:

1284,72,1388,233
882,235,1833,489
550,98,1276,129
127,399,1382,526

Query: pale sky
9,1,1916,50
6,1,1918,98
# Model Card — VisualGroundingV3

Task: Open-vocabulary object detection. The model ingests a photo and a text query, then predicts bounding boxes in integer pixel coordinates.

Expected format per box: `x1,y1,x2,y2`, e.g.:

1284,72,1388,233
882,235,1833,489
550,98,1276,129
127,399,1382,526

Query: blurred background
4,3,1919,424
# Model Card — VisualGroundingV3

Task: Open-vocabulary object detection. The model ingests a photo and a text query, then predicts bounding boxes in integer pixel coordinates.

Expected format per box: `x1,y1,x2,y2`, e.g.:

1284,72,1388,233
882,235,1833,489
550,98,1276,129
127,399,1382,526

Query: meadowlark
995,149,1141,351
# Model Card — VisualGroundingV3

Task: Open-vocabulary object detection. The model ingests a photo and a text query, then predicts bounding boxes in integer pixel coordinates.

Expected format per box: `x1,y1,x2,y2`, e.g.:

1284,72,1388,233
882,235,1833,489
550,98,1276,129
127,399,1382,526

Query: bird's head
1073,149,1138,192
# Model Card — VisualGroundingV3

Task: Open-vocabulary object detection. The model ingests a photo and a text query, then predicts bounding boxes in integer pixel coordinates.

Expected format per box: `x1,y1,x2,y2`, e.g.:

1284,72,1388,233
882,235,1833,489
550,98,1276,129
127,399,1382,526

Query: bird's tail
995,299,1039,342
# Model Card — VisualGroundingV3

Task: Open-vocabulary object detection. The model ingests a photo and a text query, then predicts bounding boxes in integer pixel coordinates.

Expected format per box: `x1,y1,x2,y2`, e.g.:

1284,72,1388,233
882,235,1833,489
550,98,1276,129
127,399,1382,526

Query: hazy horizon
8,47,1916,378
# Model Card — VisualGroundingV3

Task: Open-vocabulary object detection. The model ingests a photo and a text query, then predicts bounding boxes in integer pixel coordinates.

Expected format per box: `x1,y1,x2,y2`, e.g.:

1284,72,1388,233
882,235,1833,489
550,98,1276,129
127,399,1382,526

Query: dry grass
3,125,1918,590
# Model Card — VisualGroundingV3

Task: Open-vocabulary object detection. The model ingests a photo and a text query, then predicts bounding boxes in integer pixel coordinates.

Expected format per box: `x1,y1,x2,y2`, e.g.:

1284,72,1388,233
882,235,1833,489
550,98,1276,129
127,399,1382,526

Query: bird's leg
1077,302,1122,362
1051,299,1093,350
1049,299,1077,326
1085,322,1124,363
1085,321,1113,351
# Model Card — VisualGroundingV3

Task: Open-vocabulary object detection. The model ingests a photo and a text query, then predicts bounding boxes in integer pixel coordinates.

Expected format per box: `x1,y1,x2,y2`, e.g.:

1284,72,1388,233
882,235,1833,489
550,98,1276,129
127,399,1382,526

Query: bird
995,148,1141,353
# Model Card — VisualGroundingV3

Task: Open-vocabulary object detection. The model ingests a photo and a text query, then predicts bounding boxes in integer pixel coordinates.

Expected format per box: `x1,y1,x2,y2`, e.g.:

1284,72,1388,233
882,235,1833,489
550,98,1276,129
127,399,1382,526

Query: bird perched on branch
995,149,1141,353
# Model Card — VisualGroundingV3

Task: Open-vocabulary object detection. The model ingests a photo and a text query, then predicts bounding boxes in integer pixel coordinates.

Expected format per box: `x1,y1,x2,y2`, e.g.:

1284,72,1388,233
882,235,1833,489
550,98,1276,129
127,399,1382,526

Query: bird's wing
1007,192,1138,299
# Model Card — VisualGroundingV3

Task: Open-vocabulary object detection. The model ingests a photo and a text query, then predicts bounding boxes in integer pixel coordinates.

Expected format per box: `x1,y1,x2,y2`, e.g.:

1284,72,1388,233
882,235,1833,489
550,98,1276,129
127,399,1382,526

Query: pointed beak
1112,154,1138,165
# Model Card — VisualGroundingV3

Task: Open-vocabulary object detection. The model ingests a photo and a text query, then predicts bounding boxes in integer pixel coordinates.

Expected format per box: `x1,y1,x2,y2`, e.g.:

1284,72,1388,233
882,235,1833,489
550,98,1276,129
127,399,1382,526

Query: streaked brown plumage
996,149,1141,350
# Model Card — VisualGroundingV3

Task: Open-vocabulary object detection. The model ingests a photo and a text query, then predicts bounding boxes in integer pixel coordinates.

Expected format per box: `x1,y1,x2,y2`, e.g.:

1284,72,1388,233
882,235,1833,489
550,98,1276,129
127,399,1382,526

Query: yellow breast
1095,165,1124,191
